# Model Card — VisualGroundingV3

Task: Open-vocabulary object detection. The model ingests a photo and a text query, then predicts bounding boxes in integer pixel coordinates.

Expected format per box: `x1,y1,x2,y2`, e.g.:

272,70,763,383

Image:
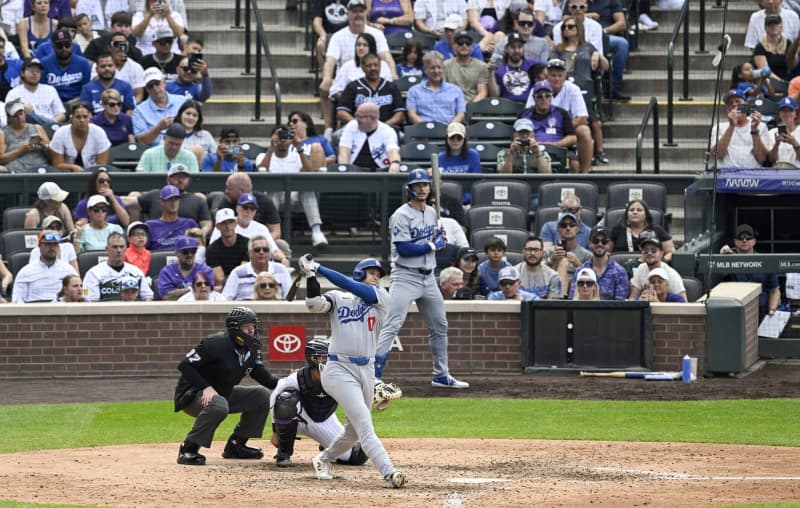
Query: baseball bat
285,271,303,301
579,371,680,379
430,153,441,220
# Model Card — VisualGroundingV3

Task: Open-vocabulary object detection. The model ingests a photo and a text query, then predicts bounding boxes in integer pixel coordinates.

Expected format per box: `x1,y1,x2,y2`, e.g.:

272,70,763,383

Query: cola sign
268,325,306,362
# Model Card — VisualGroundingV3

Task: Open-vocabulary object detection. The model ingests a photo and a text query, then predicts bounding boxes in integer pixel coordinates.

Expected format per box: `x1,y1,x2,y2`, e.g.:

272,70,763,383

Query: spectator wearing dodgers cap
710,88,770,169
39,28,93,105
132,67,187,146
24,181,76,233
767,96,800,168
145,184,199,251
157,235,215,300
488,266,538,301
136,122,199,172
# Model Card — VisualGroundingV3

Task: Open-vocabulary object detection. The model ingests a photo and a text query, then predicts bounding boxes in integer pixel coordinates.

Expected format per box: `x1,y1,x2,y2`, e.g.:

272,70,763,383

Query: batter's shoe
386,471,407,488
431,375,470,389
312,453,334,480
222,437,264,459
275,453,292,467
177,442,206,466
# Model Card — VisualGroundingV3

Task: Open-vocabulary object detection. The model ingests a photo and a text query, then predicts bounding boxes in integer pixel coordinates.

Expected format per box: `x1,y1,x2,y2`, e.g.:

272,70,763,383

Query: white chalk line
594,467,800,481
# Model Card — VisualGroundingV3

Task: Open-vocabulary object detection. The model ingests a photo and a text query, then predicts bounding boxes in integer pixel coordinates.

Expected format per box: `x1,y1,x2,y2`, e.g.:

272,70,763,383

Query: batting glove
298,253,320,277
427,229,446,251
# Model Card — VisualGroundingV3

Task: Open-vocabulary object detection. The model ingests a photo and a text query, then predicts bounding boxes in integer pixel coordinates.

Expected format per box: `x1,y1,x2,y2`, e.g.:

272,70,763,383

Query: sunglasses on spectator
641,247,659,254
517,20,534,27
569,4,588,9
562,206,580,214
97,177,112,184
40,232,62,242
577,280,595,287
90,207,109,213
591,238,609,245
499,280,516,287
737,235,754,241
251,247,270,253
194,281,210,287
181,66,192,72
448,134,464,140
259,282,277,289
55,42,72,49
562,23,577,30
559,222,577,228
179,249,197,255
534,92,552,99
240,205,258,211
455,40,472,46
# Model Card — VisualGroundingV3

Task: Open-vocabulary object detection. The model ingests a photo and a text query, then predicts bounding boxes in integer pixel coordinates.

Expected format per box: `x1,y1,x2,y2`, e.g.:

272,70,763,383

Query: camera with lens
229,144,241,155
278,129,295,140
519,139,530,146
737,103,753,115
113,40,129,53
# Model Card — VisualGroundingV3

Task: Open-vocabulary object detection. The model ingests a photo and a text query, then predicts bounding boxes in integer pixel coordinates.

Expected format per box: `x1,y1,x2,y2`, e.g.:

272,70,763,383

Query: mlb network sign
268,325,306,362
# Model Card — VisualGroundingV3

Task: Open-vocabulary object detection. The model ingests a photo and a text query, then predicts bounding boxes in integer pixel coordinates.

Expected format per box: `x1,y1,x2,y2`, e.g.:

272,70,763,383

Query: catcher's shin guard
275,420,298,459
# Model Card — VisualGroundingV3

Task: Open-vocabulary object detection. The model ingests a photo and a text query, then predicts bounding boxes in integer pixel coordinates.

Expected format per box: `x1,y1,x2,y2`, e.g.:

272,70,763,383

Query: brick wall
0,301,716,379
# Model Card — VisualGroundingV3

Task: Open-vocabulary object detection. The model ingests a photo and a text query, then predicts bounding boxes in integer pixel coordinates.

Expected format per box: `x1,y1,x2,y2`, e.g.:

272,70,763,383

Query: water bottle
682,355,692,383
751,66,771,79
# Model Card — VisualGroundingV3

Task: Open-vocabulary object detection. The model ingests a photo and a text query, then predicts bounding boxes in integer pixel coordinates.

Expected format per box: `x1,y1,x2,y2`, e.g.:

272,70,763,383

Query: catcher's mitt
373,381,402,411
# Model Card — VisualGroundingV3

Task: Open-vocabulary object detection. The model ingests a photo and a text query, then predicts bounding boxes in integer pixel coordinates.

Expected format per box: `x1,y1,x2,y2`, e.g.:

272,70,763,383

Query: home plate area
1,438,798,507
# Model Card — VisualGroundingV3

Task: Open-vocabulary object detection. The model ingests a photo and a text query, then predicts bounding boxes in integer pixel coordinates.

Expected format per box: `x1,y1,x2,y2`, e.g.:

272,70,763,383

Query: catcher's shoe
312,453,334,480
431,375,469,389
386,471,407,488
222,437,264,459
177,442,206,466
276,453,292,467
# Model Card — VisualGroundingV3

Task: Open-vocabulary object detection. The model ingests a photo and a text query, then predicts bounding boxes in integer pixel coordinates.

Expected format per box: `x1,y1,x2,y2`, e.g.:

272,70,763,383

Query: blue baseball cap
779,97,797,111
237,193,257,206
119,276,139,290
724,89,747,103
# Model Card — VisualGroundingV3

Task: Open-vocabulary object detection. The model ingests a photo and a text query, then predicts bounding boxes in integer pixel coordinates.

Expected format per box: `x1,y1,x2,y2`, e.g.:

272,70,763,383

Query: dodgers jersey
325,287,389,359
389,203,437,270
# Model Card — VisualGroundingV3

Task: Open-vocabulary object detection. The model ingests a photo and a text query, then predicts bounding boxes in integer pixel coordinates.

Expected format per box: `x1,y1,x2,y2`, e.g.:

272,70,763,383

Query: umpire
174,306,278,465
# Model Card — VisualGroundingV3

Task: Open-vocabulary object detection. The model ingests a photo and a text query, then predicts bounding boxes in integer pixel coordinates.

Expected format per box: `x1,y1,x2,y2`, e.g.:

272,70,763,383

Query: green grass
1,398,799,454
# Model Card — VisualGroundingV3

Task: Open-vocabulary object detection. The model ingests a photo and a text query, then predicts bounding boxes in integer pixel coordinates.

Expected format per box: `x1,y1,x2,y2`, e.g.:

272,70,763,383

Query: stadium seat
603,208,666,231
9,250,31,276
1,229,39,260
404,121,447,142
397,162,421,173
409,29,437,51
148,251,178,280
471,180,531,210
325,163,371,173
475,250,524,266
542,144,568,173
399,141,441,163
109,142,147,171
241,142,267,161
3,206,30,231
473,142,501,172
532,206,597,236
606,181,668,212
466,97,524,123
440,181,464,206
471,228,530,253
396,75,422,95
682,276,704,302
387,30,415,56
77,250,109,278
610,252,642,277
467,205,528,231
537,181,599,213
467,121,513,143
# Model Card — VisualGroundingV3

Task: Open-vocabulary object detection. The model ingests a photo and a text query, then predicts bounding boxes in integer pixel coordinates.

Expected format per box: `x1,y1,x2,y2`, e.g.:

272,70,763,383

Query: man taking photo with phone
767,96,800,167
544,212,591,298
710,89,770,169
202,127,254,172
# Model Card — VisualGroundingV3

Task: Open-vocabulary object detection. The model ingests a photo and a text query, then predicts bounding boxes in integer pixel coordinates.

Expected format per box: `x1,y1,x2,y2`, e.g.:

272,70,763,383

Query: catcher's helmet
406,168,431,199
353,257,385,282
305,338,330,369
226,306,262,347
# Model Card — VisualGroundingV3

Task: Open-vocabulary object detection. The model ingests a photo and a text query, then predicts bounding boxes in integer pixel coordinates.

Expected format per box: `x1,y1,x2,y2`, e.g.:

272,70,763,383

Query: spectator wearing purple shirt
91,88,135,146
157,236,215,300
145,184,199,251
489,31,541,103
567,225,629,300
519,80,578,172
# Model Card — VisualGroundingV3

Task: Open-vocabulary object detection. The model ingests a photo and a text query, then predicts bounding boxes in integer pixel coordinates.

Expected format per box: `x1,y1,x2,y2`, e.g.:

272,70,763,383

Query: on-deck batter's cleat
312,453,334,480
177,443,206,466
386,471,407,488
431,375,470,389
222,438,264,459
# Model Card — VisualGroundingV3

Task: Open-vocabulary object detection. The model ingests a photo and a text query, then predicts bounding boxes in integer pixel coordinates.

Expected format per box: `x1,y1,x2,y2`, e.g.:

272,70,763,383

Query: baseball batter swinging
269,338,368,468
375,169,469,389
299,254,406,488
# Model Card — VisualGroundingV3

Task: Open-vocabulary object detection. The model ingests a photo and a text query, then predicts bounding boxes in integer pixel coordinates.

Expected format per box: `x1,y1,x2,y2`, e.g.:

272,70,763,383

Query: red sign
268,325,306,362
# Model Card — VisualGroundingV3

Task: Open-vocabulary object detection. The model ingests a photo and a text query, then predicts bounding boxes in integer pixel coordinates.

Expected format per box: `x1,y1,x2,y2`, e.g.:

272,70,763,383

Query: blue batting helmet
406,168,431,199
352,258,385,282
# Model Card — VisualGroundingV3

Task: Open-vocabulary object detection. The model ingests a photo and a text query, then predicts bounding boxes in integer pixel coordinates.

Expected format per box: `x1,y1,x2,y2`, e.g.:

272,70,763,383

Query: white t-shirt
631,262,686,295
413,0,471,32
76,0,105,30
744,8,800,49
534,0,565,26
208,219,275,248
553,18,604,54
0,0,23,35
29,242,77,266
222,261,292,300
326,25,390,69
467,0,510,21
766,124,800,168
438,217,469,248
6,84,65,120
256,146,303,173
710,121,771,169
525,80,588,118
131,11,185,55
338,120,399,169
50,123,112,167
177,290,226,301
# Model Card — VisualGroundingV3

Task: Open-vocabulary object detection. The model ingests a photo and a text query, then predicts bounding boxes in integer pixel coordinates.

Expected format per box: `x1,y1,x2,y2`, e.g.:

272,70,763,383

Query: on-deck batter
300,254,406,488
375,168,469,389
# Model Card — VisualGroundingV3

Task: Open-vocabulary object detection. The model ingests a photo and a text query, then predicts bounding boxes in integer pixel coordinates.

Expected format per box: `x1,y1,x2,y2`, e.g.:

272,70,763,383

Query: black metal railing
635,97,660,174
666,0,692,146
234,0,283,125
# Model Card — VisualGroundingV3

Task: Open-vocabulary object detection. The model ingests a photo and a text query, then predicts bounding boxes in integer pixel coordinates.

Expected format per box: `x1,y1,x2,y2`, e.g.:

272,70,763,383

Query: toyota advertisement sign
268,325,306,361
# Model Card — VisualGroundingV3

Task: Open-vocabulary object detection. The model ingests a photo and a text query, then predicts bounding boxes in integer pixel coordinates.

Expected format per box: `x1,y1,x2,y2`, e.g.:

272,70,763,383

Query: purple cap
174,236,198,251
160,184,180,200
533,80,553,94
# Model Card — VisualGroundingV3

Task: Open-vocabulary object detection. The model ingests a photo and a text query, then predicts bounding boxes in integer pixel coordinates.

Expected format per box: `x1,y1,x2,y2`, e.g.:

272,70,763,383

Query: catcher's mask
226,306,262,349
305,338,330,370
